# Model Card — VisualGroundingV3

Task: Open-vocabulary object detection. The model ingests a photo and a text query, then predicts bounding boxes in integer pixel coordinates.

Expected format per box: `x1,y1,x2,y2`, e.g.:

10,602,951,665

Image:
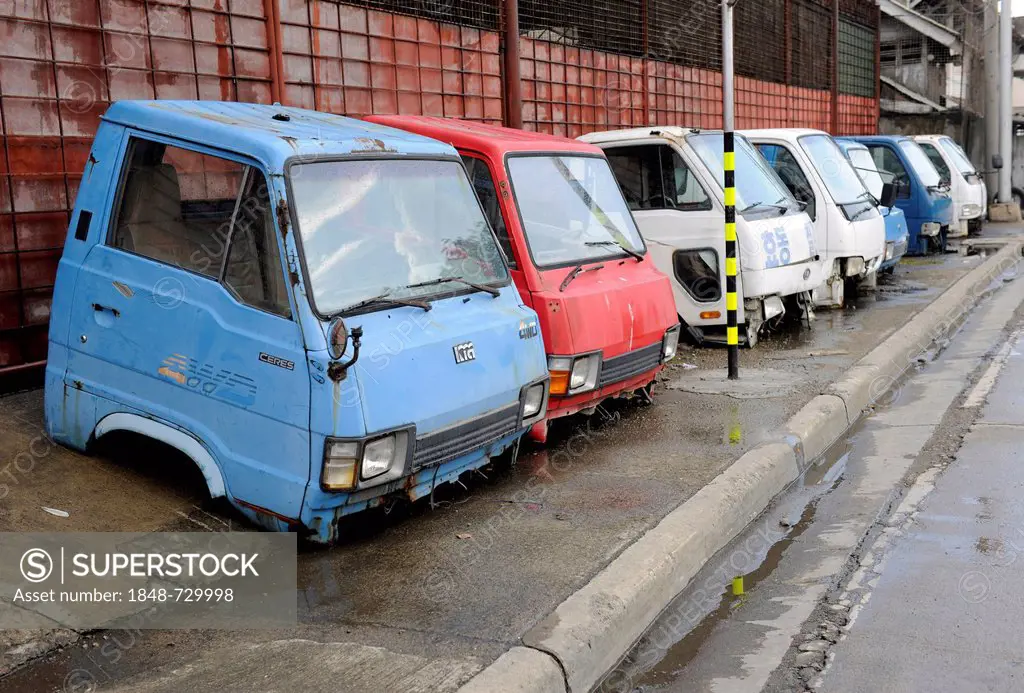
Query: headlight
322,432,409,491
522,383,546,419
569,354,600,392
548,354,599,395
921,222,941,237
961,203,981,219
361,433,407,481
662,325,681,363
885,241,895,261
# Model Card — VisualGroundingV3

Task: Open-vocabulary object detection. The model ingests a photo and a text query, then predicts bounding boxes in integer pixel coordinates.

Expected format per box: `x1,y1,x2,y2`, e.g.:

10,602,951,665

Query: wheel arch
93,413,227,499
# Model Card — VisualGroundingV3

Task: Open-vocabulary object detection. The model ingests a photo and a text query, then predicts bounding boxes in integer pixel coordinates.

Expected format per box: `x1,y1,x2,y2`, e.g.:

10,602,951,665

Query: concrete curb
457,243,1023,693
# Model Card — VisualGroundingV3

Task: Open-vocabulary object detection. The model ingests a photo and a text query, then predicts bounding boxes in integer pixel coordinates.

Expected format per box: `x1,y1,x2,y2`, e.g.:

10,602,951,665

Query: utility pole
985,0,999,195
999,0,1013,203
723,0,739,380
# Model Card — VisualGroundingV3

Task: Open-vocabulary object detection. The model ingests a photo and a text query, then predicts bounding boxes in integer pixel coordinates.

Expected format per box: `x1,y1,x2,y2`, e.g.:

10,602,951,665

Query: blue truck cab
842,135,953,255
836,139,909,273
44,101,550,543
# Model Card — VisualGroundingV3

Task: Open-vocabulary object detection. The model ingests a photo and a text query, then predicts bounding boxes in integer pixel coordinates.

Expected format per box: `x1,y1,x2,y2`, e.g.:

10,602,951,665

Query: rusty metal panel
280,2,501,122
0,0,274,374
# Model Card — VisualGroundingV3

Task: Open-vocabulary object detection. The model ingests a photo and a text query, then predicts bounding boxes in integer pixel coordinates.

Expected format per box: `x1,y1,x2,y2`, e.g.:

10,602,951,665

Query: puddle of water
803,438,852,488
612,500,820,691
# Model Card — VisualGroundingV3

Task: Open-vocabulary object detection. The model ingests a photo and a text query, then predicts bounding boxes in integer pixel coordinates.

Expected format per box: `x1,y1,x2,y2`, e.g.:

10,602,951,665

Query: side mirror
327,317,350,360
993,154,1004,170
879,182,898,208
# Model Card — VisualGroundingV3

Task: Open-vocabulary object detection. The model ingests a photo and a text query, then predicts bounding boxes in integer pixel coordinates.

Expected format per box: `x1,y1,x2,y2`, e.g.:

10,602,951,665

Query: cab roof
842,135,913,145
579,126,702,144
741,128,831,142
365,115,605,158
102,101,458,171
835,138,869,153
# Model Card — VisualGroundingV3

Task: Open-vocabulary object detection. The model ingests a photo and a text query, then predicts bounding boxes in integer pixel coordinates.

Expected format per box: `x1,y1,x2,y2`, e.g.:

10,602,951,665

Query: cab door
755,141,826,254
64,133,311,519
604,142,734,331
460,153,529,301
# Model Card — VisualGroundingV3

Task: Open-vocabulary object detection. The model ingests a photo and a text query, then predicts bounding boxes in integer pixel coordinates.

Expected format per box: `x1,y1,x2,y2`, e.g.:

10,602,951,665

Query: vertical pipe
784,0,793,86
642,0,650,125
831,0,840,134
723,0,739,380
504,0,523,129
263,0,285,104
874,3,881,132
999,0,1012,203
985,0,1000,197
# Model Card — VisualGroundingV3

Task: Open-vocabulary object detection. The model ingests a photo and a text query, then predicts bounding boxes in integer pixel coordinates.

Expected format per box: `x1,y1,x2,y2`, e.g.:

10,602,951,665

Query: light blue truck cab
842,136,953,256
44,101,550,543
836,139,909,273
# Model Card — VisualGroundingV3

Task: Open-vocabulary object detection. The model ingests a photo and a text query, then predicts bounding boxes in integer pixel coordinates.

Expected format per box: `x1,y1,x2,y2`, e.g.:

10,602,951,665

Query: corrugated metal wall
0,0,880,377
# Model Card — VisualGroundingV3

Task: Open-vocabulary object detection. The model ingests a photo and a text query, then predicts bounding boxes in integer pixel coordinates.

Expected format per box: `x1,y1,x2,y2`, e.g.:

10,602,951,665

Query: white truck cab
744,129,886,309
914,135,987,237
580,127,824,346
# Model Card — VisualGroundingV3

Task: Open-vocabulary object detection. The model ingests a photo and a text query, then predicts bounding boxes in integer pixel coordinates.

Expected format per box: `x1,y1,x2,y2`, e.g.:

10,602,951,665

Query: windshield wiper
560,263,606,292
340,290,432,314
406,276,500,298
740,200,788,215
585,240,644,262
858,190,880,206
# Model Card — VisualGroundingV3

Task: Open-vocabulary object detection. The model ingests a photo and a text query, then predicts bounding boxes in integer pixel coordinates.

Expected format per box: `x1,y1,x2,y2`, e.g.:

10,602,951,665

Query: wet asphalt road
0,244,998,692
819,325,1024,693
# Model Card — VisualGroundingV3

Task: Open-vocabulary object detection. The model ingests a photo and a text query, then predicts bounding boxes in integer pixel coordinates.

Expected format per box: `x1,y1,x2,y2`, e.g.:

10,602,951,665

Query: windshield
290,159,508,316
506,155,645,268
917,142,951,183
687,133,797,216
846,147,885,200
799,134,870,204
939,138,978,176
898,140,942,188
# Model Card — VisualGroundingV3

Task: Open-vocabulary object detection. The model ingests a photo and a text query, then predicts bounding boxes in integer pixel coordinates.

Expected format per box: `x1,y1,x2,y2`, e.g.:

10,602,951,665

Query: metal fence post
504,0,523,129
831,0,840,133
723,0,739,380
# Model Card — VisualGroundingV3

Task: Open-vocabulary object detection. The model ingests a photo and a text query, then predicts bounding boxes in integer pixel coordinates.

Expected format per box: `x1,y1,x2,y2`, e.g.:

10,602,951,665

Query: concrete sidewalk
0,242,1015,693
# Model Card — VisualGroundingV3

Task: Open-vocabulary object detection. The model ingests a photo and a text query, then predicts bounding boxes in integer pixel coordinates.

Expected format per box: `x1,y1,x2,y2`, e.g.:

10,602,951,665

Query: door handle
92,303,120,318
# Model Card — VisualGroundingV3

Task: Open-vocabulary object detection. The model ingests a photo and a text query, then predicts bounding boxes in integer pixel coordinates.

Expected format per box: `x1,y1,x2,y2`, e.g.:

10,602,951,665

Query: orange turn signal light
700,311,722,320
549,371,570,396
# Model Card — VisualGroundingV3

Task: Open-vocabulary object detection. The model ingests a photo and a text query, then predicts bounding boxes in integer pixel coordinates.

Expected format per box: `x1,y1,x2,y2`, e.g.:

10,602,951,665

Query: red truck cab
366,117,680,442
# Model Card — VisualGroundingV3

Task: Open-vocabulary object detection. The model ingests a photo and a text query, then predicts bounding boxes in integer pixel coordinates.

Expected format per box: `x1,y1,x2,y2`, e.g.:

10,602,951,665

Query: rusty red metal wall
277,2,503,122
0,0,880,377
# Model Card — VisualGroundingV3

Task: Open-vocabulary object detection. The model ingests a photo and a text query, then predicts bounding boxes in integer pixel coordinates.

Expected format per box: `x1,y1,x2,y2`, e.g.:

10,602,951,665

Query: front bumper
547,342,665,420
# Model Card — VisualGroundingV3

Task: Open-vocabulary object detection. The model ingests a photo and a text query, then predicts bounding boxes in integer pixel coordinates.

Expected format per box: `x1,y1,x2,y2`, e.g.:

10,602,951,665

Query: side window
607,145,711,211
673,249,721,303
462,155,516,269
222,171,291,317
663,149,713,211
111,137,290,316
606,145,664,211
757,144,816,219
869,146,911,198
918,143,951,185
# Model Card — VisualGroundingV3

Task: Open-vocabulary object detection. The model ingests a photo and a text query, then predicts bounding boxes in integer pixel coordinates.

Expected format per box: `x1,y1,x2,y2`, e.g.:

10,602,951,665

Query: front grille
412,402,521,471
598,343,663,388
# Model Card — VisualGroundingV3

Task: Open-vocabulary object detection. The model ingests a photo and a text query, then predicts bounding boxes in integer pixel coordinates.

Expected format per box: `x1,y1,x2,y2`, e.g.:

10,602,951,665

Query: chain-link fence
516,0,879,135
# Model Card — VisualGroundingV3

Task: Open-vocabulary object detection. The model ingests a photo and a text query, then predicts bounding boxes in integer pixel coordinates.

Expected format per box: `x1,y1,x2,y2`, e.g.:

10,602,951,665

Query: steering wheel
648,192,677,209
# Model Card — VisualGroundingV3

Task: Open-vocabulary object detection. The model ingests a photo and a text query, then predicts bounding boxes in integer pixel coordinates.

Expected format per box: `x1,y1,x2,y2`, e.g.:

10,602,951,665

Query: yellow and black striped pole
723,0,739,379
